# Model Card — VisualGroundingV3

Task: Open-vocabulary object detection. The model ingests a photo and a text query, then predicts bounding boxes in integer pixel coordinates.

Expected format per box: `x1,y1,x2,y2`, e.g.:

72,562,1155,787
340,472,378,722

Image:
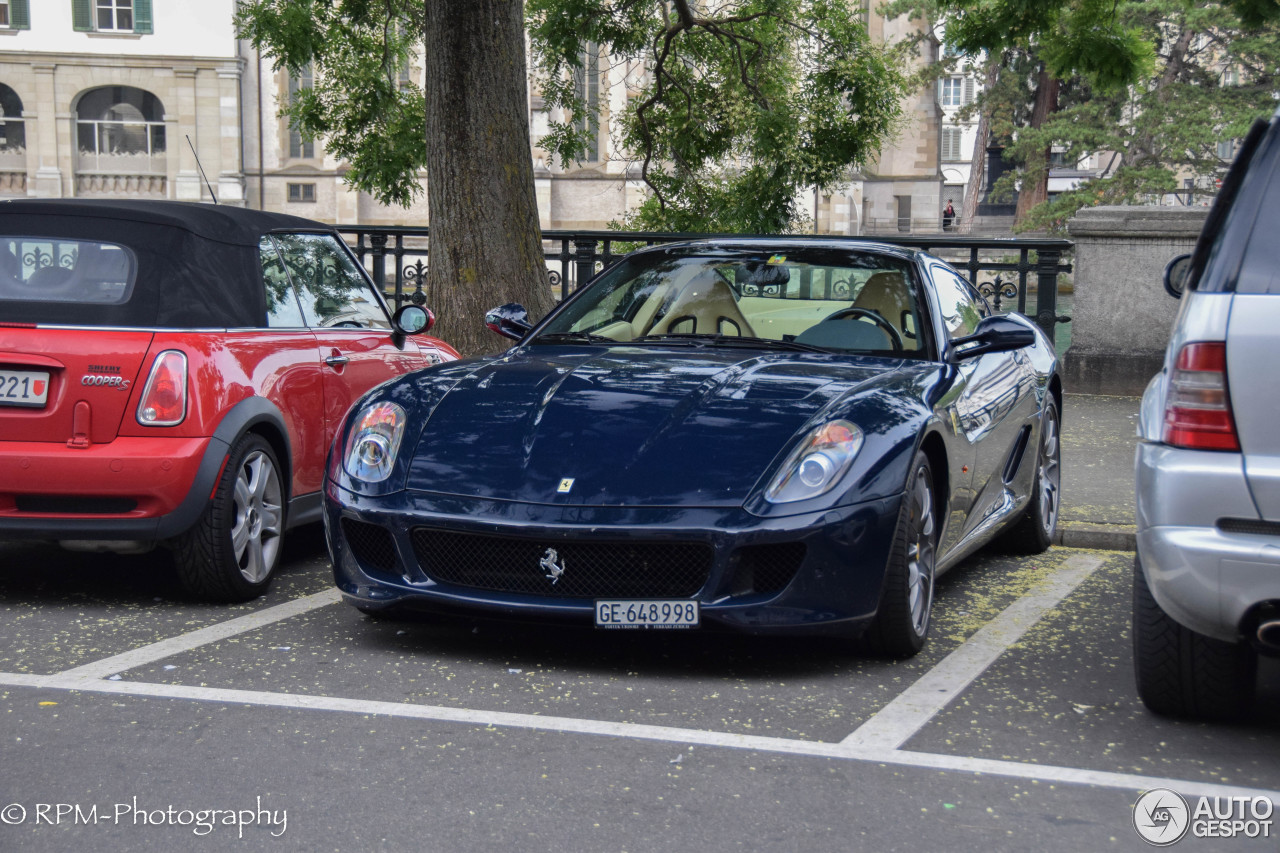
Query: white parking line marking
53,589,341,683
840,552,1105,751
1,671,1274,801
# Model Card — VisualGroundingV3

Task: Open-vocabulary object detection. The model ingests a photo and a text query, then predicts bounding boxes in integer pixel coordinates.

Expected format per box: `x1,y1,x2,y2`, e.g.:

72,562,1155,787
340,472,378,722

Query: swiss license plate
595,599,700,630
0,369,50,408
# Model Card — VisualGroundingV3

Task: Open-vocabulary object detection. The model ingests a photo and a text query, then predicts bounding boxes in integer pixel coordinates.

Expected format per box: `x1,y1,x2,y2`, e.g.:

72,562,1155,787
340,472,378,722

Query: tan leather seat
646,273,756,337
853,271,914,348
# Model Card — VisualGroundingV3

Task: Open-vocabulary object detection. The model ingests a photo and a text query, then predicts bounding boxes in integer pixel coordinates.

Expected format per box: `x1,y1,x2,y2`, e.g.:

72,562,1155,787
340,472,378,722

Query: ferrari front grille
341,518,400,572
409,528,713,599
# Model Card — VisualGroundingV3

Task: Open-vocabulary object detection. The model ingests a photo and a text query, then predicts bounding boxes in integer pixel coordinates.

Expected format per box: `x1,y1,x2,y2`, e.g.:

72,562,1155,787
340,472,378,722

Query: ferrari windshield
537,248,926,355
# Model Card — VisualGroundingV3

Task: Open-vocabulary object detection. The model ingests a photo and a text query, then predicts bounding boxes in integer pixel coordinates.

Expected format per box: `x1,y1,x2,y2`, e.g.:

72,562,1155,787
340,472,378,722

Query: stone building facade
0,1,958,234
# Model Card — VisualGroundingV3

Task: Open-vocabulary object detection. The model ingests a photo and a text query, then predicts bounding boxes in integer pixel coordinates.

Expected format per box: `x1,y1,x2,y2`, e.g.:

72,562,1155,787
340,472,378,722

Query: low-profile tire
1000,396,1060,554
1133,555,1256,720
866,450,938,658
172,433,285,602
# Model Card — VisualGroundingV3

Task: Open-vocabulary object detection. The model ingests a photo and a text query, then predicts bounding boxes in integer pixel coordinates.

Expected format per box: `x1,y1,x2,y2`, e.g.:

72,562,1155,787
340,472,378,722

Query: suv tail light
136,350,188,426
1163,342,1239,451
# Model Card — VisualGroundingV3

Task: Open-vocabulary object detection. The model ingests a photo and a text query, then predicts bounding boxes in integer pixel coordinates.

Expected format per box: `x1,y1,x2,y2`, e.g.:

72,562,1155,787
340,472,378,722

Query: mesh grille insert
341,518,400,572
1218,518,1280,537
730,542,807,595
410,528,714,599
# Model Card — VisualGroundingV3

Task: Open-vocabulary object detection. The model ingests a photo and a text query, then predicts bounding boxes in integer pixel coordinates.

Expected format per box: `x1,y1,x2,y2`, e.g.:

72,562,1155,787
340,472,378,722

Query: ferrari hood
406,346,910,507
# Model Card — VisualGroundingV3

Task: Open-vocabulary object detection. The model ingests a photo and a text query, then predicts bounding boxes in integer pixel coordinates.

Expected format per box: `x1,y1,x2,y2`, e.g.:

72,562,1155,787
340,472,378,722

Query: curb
1055,523,1136,552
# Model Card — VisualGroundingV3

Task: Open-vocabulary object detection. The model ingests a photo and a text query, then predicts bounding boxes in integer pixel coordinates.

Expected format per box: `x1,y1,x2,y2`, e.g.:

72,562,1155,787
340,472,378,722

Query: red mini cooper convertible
0,200,457,600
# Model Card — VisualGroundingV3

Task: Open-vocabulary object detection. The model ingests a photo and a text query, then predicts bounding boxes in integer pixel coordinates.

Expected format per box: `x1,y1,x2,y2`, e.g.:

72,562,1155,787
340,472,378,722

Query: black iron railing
337,227,1073,340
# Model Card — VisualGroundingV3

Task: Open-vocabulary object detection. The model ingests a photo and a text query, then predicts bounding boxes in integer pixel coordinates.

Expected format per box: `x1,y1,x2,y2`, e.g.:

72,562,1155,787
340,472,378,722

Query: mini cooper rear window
0,238,137,304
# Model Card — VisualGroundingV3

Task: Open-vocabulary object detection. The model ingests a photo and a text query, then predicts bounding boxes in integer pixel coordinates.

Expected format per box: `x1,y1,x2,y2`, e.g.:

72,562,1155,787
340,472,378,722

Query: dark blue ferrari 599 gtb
323,239,1061,656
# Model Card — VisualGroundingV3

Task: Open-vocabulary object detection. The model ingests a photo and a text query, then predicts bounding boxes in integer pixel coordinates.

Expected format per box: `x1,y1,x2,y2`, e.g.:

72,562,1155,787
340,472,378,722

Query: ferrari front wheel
867,451,937,658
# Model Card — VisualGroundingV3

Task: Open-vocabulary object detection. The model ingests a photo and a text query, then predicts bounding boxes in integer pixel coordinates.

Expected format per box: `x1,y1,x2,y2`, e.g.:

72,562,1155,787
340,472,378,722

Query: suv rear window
0,238,137,304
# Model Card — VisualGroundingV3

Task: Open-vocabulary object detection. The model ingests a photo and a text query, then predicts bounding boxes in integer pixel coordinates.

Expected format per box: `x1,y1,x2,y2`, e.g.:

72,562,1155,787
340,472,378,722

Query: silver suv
1134,112,1280,720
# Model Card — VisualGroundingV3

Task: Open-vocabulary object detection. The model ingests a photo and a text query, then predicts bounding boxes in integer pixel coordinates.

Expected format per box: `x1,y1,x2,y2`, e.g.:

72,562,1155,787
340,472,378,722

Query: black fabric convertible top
0,199,336,328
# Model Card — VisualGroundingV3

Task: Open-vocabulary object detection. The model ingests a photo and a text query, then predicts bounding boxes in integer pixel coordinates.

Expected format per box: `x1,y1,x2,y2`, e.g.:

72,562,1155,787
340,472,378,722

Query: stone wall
1064,205,1209,396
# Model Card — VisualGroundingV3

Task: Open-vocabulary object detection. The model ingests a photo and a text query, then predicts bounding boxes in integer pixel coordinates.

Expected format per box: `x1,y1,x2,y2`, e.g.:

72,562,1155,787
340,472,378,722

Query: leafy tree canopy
984,0,1280,231
530,0,912,232
237,0,428,208
242,0,914,235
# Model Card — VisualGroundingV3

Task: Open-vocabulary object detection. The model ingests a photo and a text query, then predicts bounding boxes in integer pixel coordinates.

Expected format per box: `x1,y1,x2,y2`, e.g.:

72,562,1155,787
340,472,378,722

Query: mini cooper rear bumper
325,483,903,636
0,434,228,541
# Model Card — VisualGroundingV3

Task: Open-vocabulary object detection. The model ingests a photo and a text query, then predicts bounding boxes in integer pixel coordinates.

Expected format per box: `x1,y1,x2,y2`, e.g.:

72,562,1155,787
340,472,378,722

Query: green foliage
236,0,427,207
1008,0,1280,231
528,0,911,233
927,0,1280,232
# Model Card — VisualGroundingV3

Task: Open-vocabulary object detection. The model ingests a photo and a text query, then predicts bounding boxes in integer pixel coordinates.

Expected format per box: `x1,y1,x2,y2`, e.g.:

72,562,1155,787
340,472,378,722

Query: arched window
74,86,165,174
0,84,24,162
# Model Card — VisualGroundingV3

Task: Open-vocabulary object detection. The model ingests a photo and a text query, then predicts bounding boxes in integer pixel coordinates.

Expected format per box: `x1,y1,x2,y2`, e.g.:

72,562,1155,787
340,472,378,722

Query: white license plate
595,599,700,630
0,369,50,408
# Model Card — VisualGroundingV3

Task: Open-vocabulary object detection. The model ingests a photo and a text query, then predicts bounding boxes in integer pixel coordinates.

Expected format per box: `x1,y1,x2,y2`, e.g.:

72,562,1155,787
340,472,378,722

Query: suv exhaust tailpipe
1257,620,1280,652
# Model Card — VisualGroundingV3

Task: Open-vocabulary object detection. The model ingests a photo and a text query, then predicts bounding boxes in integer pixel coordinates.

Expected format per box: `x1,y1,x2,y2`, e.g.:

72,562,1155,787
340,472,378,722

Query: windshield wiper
633,333,829,354
534,331,615,344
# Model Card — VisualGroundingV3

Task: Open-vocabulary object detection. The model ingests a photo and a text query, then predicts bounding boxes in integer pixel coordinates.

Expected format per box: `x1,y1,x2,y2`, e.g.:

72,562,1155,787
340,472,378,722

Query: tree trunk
1013,67,1060,228
423,0,557,356
959,61,1000,234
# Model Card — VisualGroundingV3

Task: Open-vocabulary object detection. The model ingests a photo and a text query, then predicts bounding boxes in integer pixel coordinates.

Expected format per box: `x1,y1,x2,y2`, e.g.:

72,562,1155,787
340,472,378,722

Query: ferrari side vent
728,543,807,596
341,518,400,573
410,528,713,599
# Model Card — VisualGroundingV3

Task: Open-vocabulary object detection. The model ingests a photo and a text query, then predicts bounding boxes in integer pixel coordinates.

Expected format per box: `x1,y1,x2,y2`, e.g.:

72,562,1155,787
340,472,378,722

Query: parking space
2,534,1278,851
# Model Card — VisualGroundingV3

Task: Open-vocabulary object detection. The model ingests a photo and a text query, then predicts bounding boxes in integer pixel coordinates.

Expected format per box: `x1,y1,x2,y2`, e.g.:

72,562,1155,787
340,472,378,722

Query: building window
940,77,962,107
0,85,24,168
573,43,601,163
72,0,152,34
1,0,30,28
287,65,315,159
941,127,964,162
287,183,316,203
74,86,166,173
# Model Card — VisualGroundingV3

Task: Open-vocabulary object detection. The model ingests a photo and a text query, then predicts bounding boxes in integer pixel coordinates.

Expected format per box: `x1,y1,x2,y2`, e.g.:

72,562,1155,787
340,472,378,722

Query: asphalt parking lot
2,524,1278,852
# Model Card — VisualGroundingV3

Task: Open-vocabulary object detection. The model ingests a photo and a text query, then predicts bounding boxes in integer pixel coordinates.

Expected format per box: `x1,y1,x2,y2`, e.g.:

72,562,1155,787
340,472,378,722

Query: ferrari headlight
765,420,864,503
344,401,407,483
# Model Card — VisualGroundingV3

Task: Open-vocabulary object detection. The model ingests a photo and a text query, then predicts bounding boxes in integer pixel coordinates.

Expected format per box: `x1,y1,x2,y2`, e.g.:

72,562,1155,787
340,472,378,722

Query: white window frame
940,77,963,108
96,0,134,32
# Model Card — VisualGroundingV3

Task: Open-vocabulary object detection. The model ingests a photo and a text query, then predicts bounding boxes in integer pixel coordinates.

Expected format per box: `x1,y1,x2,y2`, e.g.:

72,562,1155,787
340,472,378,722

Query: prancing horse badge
557,478,574,494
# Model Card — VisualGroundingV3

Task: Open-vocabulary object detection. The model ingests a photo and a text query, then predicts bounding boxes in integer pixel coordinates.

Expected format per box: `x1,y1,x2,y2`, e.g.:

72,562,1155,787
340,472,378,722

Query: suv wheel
1133,556,1256,720
172,433,285,602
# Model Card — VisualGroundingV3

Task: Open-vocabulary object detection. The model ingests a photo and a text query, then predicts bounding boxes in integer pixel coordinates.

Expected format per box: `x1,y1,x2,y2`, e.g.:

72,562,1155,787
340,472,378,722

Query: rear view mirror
1164,254,1191,299
393,304,434,334
485,303,532,341
951,315,1036,359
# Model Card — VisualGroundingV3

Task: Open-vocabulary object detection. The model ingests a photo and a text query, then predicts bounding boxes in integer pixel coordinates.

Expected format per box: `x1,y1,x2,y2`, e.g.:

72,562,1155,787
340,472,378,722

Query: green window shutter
133,0,153,34
71,0,92,31
10,0,30,28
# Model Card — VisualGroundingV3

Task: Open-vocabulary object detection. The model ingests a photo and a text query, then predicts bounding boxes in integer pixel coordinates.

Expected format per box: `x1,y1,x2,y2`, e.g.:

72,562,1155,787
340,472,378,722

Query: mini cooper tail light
137,350,188,426
344,401,407,483
1163,342,1240,451
765,420,864,503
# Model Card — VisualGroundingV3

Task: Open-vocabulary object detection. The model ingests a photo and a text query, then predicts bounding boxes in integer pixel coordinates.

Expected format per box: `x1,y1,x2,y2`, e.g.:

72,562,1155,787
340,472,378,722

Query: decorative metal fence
337,227,1073,340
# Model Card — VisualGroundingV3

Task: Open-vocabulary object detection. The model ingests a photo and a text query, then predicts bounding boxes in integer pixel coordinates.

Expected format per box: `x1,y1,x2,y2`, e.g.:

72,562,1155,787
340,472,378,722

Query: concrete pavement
1057,392,1140,551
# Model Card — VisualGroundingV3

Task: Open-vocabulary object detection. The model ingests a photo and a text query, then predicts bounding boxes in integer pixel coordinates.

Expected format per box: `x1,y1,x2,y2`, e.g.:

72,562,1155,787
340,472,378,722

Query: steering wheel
821,307,904,352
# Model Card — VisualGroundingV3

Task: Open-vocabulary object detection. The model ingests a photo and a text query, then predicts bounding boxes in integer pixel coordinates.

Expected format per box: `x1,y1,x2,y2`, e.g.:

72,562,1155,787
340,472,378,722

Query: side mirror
1164,253,1191,299
951,315,1036,360
485,303,532,341
393,304,434,335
